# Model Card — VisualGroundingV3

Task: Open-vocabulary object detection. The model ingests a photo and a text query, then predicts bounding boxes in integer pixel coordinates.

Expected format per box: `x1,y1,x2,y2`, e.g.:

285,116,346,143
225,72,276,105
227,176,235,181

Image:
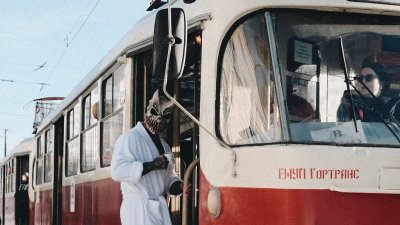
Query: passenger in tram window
111,89,189,225
19,172,29,191
92,102,99,120
337,59,400,122
92,101,112,119
288,94,316,123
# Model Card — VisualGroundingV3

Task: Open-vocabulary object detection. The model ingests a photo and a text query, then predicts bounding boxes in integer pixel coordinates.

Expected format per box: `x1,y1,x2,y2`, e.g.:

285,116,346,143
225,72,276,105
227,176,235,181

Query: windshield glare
218,10,400,146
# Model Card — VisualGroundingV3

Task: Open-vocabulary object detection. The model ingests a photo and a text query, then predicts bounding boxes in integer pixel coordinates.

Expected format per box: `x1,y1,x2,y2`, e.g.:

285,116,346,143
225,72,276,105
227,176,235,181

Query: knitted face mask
144,90,173,134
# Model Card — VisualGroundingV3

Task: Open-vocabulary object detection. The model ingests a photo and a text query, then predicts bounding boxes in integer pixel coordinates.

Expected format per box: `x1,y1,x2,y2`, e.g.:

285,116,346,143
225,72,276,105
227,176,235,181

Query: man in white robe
111,90,184,225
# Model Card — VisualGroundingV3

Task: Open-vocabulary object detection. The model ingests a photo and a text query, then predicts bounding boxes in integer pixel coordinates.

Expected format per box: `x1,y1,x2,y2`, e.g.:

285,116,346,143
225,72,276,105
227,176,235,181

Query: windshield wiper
339,37,359,132
339,37,400,143
348,80,400,143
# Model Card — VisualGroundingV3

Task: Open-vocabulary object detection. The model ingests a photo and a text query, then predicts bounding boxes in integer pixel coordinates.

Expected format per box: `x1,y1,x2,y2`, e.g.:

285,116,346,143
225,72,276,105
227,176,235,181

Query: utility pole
4,129,7,157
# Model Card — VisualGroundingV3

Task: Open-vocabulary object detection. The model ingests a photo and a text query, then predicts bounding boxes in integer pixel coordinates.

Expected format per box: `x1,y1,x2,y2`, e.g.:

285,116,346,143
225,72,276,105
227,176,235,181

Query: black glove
169,181,183,195
142,156,169,176
153,156,169,170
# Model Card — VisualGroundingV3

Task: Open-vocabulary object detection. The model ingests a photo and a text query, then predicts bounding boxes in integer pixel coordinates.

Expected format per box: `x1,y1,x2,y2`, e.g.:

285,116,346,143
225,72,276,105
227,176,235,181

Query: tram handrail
182,159,200,225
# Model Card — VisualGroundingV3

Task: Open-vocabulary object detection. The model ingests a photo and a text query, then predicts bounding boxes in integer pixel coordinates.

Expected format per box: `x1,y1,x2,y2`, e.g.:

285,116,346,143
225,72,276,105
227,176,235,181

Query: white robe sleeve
110,132,144,184
161,140,182,194
167,165,183,195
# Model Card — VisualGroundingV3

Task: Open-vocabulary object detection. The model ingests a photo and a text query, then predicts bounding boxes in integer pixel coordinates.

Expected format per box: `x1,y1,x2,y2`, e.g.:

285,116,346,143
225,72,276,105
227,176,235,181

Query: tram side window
5,164,9,192
101,66,124,167
44,128,53,183
218,13,283,145
6,162,11,193
81,86,99,172
36,136,44,185
6,159,16,193
0,168,2,195
12,159,15,192
5,162,9,192
66,104,80,177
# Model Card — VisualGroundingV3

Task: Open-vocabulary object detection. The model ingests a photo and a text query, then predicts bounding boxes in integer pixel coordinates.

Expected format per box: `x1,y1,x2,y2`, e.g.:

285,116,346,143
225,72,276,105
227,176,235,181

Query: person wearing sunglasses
110,89,189,225
354,66,384,98
337,59,400,123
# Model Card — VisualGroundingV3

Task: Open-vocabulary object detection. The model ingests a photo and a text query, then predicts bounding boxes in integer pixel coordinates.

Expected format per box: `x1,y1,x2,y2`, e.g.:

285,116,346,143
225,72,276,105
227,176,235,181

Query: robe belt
123,194,164,201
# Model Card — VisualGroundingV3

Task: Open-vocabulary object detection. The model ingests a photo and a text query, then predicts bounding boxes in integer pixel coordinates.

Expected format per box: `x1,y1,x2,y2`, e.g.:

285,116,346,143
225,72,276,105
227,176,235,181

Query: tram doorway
15,155,29,225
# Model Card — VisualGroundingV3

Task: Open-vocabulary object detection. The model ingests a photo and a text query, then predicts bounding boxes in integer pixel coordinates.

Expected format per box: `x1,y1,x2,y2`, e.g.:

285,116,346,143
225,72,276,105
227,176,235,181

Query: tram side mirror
153,8,187,80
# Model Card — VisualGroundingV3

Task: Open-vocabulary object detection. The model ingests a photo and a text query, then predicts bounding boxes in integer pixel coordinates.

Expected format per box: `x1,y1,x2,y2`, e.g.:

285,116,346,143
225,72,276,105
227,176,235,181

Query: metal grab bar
182,159,200,225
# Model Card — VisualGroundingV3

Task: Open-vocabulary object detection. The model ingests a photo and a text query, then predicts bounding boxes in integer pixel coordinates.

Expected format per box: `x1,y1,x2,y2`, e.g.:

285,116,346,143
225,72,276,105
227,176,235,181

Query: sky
0,0,149,158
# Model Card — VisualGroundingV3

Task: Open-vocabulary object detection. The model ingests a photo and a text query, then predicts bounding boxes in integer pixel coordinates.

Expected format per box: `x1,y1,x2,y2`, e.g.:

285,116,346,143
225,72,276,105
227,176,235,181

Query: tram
3,0,400,224
0,138,34,225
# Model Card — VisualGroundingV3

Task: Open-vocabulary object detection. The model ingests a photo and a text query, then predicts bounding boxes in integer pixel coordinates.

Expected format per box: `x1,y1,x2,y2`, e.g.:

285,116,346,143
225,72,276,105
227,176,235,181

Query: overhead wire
0,1,103,155
44,0,101,86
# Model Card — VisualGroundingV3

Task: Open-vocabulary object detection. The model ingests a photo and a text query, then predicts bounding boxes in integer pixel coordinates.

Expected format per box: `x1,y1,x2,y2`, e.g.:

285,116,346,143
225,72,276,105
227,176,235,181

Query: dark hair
361,58,390,95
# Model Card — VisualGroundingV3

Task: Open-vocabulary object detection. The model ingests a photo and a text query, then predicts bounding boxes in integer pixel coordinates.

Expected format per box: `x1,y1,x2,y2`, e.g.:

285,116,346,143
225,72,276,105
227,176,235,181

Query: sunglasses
357,74,377,82
150,107,172,120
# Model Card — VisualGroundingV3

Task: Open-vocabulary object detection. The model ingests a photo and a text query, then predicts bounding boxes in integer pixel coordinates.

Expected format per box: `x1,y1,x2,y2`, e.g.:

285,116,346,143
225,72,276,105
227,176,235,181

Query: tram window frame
216,11,283,146
35,136,44,185
134,50,153,123
100,65,125,167
66,103,80,177
6,159,16,193
44,128,53,183
6,162,9,193
5,162,9,193
0,167,3,195
5,163,8,193
0,167,2,195
7,162,11,193
12,159,15,192
81,86,99,172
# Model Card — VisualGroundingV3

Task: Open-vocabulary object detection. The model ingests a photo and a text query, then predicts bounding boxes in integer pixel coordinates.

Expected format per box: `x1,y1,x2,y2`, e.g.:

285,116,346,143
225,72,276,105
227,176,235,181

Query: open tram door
152,5,201,225
15,155,30,225
52,117,64,225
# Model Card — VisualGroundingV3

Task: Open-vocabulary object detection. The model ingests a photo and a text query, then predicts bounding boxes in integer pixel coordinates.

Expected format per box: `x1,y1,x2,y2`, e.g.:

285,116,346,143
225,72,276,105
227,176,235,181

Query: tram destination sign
349,0,400,6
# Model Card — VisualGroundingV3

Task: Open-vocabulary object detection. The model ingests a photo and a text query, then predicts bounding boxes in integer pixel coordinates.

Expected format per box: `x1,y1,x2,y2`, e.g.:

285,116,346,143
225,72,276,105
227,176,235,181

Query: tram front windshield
218,10,400,146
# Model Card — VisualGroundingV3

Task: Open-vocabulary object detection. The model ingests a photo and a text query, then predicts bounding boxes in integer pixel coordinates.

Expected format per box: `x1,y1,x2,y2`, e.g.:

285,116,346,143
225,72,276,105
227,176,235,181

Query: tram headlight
207,187,221,218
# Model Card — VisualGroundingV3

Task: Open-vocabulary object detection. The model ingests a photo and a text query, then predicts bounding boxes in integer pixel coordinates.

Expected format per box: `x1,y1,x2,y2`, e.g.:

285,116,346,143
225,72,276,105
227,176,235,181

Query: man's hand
153,155,169,170
142,155,169,176
169,181,192,195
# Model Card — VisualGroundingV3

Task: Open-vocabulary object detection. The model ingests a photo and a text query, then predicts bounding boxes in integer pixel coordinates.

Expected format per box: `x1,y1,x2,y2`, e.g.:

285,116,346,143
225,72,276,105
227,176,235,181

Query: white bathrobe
111,122,181,225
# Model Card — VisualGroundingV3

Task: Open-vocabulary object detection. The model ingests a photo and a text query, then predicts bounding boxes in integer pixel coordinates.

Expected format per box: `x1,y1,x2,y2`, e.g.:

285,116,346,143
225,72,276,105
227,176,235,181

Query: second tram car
0,138,34,225
3,0,400,224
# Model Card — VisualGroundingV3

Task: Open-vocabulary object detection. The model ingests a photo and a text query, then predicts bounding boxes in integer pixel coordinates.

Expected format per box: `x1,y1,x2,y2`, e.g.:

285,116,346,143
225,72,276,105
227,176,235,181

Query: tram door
52,117,63,225
134,31,201,224
15,155,29,225
170,32,201,225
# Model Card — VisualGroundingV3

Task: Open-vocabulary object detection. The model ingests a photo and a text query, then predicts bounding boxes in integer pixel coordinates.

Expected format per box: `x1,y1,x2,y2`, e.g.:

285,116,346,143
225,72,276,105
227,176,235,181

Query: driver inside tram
337,58,400,123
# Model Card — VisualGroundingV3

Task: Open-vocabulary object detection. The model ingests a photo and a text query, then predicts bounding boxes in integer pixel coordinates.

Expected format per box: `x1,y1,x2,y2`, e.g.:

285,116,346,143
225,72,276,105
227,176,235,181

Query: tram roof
35,0,400,134
1,137,34,164
35,0,211,134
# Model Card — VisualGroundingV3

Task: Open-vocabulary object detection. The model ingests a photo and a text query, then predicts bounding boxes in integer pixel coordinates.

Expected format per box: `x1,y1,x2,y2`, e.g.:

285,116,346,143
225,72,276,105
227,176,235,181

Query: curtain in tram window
66,137,79,176
219,14,282,145
82,126,98,171
101,110,123,166
44,153,53,183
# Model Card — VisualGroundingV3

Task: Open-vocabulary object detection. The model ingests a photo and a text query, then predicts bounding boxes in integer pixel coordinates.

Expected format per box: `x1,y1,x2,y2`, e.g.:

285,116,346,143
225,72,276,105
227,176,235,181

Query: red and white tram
3,0,400,224
0,138,33,225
